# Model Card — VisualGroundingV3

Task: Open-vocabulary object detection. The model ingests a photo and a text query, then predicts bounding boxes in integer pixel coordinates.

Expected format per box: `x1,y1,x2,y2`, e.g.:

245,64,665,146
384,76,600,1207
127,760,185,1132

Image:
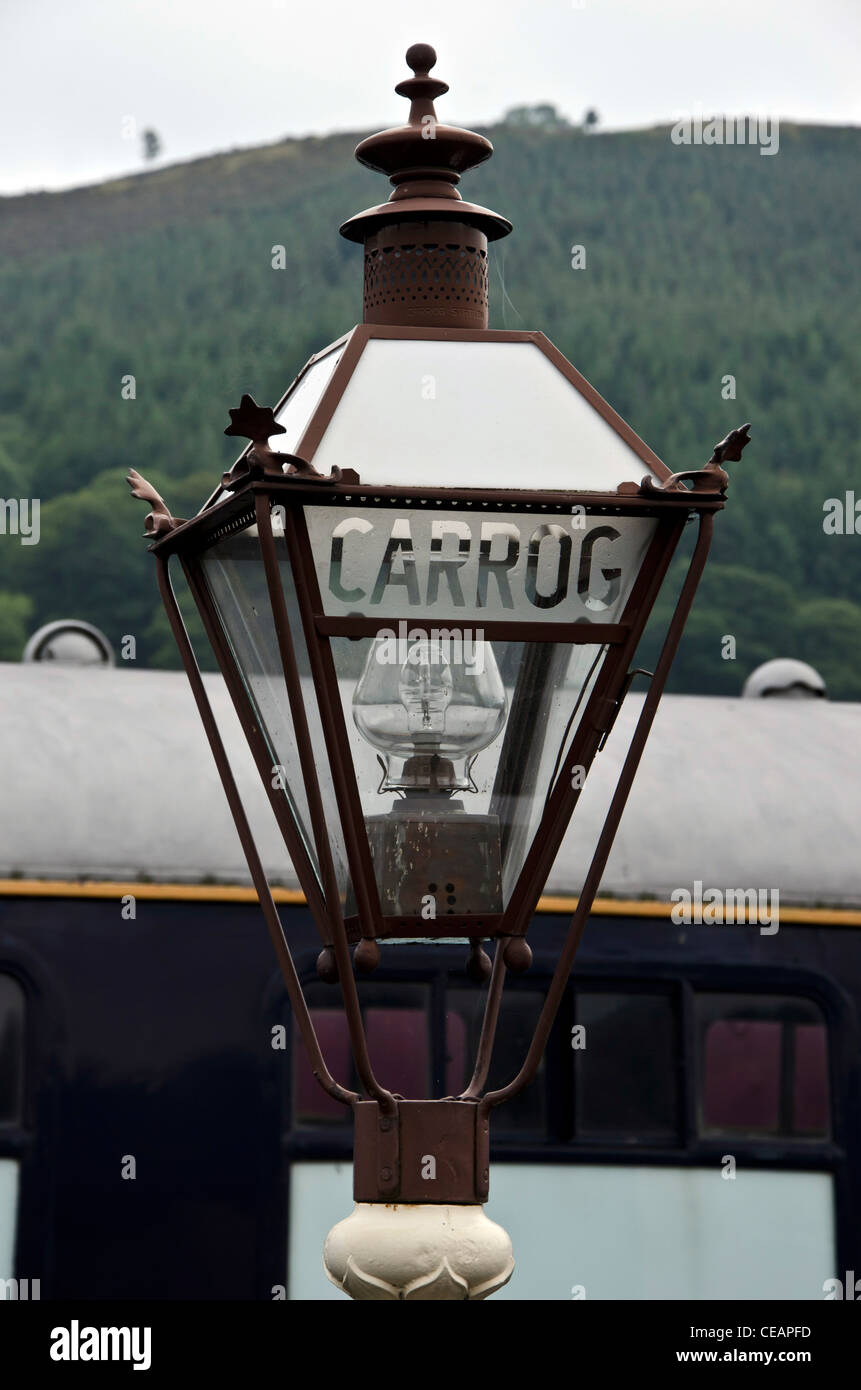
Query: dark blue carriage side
1,891,859,1299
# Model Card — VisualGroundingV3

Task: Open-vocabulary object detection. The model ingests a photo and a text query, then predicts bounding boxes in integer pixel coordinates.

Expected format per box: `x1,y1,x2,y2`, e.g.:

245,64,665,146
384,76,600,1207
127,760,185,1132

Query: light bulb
352,634,508,793
397,640,453,739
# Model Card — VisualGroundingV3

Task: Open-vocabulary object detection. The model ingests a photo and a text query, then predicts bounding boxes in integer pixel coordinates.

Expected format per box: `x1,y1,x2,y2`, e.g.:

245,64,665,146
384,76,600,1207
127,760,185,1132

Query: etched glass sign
305,506,656,625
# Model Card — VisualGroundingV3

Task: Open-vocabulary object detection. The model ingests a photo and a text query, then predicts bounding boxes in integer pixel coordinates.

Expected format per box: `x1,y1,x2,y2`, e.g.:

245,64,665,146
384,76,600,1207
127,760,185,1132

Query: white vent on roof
22,621,115,667
742,659,826,700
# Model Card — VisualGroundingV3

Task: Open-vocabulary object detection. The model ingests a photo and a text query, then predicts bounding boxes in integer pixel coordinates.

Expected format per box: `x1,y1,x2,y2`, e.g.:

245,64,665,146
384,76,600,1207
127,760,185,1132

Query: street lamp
128,43,749,1300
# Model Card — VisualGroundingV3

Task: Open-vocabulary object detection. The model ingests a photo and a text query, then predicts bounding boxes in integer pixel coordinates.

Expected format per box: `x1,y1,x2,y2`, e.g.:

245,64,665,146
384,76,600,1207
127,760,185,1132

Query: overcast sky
1,0,858,196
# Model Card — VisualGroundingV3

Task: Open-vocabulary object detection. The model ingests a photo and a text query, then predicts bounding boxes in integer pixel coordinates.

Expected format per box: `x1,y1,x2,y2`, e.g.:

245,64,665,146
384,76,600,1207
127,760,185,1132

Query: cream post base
323,1202,515,1301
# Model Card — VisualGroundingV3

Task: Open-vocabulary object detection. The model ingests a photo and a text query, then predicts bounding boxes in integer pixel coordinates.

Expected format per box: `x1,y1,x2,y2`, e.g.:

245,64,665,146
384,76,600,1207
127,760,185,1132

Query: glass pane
493,641,608,902
446,988,546,1133
332,633,608,922
309,339,658,491
696,994,829,1139
305,504,656,625
203,501,655,929
703,1021,781,1131
574,992,679,1141
274,345,345,454
291,984,431,1125
0,975,25,1126
199,513,350,901
794,1024,829,1135
0,1159,19,1283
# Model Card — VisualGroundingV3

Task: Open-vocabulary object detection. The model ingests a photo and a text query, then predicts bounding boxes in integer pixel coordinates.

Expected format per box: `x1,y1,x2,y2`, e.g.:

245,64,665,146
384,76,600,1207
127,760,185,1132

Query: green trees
503,104,570,131
0,121,858,692
0,592,33,661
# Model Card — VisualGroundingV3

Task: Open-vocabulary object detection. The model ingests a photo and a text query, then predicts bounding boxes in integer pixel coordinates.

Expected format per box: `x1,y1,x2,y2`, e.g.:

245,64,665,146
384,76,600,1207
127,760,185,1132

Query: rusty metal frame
142,402,726,1204
196,319,700,522
458,514,684,1100
166,544,398,1118
498,514,684,946
473,511,716,1180
180,557,330,938
281,505,387,951
287,494,690,947
228,324,679,490
155,553,357,1111
152,486,715,953
199,331,356,513
305,500,681,949
128,41,740,1206
252,499,397,1114
154,469,722,564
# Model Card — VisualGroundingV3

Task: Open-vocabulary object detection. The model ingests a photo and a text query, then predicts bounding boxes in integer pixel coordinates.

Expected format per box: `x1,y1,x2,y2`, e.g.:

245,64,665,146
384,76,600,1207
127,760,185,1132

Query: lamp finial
339,43,511,328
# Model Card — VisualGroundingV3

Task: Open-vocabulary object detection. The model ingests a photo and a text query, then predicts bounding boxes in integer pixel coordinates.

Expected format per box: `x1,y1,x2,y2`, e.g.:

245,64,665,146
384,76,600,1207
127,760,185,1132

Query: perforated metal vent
362,221,489,328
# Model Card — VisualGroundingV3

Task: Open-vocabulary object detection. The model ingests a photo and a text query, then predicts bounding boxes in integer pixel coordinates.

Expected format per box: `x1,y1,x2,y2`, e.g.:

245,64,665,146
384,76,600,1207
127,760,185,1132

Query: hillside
0,120,859,694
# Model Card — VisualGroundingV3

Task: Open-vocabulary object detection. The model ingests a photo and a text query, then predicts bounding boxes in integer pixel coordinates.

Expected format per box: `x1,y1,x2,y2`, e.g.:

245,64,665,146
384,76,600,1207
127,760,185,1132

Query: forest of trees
0,118,858,694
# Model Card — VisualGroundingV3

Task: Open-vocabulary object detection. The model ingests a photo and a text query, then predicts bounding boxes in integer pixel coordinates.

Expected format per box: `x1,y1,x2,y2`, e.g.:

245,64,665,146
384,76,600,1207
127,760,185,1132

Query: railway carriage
1,656,859,1300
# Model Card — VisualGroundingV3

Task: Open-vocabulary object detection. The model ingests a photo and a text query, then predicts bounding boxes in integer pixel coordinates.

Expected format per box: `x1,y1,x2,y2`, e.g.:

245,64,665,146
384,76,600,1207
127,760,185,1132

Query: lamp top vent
339,44,512,245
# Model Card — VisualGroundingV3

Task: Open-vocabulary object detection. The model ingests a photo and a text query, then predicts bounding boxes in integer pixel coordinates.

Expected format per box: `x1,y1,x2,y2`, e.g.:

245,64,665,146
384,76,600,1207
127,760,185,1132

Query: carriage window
0,976,25,1126
445,989,546,1133
292,983,430,1125
574,992,679,1142
794,1022,829,1135
697,994,829,1139
292,1007,352,1124
365,1005,428,1099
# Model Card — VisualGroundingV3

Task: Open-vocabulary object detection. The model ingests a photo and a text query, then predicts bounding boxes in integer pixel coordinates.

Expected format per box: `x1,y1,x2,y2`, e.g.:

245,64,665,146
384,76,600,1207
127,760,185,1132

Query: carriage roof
1,662,858,909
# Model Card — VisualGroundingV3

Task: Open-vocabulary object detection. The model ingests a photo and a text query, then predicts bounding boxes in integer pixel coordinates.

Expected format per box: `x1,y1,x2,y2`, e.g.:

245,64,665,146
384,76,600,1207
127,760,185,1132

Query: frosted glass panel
310,339,657,490
305,506,656,624
487,1165,836,1301
206,344,344,510
275,345,345,453
287,1162,836,1301
0,1159,19,1282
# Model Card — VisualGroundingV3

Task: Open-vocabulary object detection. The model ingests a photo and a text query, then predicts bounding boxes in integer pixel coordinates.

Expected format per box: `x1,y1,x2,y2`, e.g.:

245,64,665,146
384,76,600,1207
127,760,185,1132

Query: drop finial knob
405,42,437,74
394,42,449,121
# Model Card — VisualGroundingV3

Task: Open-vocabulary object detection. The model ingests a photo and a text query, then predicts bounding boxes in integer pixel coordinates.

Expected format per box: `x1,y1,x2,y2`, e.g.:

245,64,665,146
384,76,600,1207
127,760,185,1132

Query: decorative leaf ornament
126,468,183,538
